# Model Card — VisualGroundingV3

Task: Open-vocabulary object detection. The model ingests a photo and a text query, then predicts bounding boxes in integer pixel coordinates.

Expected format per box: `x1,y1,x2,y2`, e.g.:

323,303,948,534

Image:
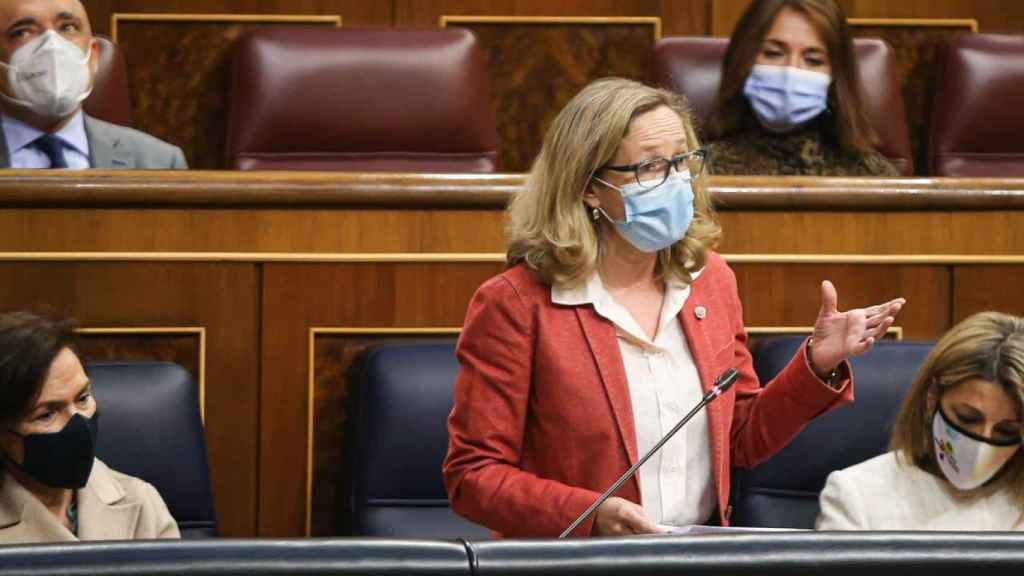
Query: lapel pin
695,305,707,320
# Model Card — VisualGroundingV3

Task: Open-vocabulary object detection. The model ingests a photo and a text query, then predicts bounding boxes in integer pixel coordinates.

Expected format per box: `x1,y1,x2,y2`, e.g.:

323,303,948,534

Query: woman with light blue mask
705,0,898,176
444,77,905,538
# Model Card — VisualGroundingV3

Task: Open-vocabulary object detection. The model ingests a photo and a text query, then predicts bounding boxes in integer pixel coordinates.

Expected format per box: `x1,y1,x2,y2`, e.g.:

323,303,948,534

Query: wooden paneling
444,17,660,171
716,210,1024,256
114,15,339,169
77,332,201,387
840,0,1024,33
394,1,707,35
0,262,260,537
732,264,951,340
83,1,390,36
260,262,502,536
711,0,750,36
2,171,1023,536
1,173,1023,256
953,266,1024,322
712,0,1024,36
0,208,508,253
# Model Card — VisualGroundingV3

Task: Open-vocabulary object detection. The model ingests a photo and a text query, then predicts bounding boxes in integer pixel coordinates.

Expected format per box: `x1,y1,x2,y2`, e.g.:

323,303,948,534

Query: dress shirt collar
2,109,89,158
552,266,703,346
552,266,702,307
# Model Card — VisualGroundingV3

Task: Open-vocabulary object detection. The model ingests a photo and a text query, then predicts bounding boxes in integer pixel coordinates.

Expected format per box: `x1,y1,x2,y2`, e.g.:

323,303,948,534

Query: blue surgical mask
593,170,695,253
743,64,831,133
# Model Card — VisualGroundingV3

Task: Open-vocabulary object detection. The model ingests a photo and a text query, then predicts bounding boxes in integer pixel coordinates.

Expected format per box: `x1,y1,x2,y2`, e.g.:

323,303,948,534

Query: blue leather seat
730,337,934,528
87,361,217,538
348,342,490,538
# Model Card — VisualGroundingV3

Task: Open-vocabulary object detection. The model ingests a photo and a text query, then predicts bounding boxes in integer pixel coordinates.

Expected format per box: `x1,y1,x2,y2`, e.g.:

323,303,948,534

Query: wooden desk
1,171,1022,537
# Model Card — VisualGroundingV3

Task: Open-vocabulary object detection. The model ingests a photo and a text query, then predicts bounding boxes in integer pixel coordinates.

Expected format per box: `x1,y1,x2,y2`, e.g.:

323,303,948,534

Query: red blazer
443,252,853,538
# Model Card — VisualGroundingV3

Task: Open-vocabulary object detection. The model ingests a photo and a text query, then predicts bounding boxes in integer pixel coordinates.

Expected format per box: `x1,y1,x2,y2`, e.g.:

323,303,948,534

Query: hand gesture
809,280,905,377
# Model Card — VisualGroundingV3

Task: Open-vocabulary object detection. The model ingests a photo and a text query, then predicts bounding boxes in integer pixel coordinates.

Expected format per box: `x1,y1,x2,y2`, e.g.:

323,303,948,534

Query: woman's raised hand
808,280,905,378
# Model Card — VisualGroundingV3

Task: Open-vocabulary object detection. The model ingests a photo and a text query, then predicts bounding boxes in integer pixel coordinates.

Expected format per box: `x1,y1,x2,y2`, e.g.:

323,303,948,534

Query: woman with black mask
0,311,178,543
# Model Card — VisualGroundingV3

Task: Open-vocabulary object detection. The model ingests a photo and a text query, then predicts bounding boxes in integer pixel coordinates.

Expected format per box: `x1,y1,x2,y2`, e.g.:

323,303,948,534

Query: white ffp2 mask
932,406,1020,491
0,30,93,120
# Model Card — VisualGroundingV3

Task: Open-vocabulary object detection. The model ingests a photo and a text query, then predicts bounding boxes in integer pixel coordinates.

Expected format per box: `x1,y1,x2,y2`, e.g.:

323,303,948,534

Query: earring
591,207,600,222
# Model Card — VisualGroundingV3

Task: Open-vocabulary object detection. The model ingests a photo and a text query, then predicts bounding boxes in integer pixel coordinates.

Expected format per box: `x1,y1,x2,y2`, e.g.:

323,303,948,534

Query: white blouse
552,272,715,526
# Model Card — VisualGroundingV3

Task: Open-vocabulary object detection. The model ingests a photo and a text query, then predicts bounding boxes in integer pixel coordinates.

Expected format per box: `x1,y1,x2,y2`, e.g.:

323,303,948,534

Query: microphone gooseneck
558,367,740,538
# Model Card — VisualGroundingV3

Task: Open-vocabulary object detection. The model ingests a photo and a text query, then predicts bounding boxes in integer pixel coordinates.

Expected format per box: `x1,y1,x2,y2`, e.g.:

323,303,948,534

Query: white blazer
817,451,1024,530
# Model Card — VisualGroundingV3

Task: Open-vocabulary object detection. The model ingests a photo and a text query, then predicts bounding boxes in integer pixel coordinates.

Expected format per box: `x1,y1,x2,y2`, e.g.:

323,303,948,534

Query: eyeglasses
600,149,707,191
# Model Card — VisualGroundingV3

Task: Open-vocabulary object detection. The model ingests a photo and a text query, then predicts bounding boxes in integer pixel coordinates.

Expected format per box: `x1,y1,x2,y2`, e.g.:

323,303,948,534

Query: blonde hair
506,77,722,286
891,311,1024,499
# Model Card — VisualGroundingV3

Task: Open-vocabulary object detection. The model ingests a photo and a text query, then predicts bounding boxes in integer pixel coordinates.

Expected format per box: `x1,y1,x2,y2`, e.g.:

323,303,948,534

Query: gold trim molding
748,326,904,340
440,15,662,41
111,13,342,43
847,17,979,32
76,326,207,419
1,252,1024,265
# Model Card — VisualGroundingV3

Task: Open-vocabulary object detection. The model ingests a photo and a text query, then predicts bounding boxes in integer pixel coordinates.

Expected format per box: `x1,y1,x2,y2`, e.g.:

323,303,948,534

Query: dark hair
707,0,878,154
0,311,78,426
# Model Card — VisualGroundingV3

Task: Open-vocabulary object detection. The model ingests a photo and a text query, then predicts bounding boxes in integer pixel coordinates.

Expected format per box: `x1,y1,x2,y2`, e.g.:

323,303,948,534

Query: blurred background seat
929,33,1024,177
729,337,934,528
82,35,133,127
347,341,491,539
88,361,217,538
654,36,914,175
226,27,500,172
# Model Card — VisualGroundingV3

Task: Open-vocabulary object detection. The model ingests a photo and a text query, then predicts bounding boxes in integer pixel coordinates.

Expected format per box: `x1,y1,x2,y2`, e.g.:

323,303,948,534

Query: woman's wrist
807,337,841,387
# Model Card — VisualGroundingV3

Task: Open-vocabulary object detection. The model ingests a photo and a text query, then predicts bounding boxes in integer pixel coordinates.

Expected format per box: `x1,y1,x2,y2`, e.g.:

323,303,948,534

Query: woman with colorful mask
443,77,904,538
0,311,179,543
705,0,898,176
817,311,1024,530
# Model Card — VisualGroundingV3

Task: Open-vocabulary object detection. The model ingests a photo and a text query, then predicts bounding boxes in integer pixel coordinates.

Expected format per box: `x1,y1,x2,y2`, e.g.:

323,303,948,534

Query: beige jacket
817,451,1024,530
0,458,179,543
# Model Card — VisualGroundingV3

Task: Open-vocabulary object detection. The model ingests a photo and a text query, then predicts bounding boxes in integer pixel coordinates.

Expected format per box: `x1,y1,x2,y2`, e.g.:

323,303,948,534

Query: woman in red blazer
443,78,904,538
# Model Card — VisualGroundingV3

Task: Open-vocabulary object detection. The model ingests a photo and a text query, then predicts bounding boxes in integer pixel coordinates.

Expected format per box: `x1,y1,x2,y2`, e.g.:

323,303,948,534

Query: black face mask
4,412,99,489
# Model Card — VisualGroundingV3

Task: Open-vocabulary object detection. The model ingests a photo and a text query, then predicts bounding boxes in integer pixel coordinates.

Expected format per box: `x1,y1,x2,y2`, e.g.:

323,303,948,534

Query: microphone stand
558,368,740,539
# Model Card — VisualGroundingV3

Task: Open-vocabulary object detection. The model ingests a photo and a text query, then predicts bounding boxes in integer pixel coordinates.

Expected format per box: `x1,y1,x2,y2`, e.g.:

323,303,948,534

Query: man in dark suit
0,0,186,169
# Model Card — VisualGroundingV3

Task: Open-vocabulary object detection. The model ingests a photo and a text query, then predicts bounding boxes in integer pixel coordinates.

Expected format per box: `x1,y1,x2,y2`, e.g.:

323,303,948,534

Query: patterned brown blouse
706,124,899,177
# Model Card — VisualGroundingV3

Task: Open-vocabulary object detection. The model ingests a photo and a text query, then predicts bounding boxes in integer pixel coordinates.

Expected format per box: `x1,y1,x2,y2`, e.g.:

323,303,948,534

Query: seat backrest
348,341,490,539
730,337,934,528
82,35,133,127
227,27,500,172
87,361,217,538
654,36,913,175
929,33,1024,177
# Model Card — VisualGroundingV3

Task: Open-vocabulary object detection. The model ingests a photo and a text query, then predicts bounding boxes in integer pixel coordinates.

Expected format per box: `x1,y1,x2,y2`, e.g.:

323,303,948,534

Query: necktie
32,134,69,169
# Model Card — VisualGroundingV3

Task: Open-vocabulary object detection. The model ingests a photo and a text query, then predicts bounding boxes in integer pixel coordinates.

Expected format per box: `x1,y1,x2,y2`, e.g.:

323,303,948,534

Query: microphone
558,367,740,539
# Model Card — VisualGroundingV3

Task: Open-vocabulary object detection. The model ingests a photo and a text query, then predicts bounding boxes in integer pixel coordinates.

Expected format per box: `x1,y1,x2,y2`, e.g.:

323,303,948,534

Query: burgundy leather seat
654,36,913,175
83,35,133,127
226,28,500,172
929,33,1024,177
